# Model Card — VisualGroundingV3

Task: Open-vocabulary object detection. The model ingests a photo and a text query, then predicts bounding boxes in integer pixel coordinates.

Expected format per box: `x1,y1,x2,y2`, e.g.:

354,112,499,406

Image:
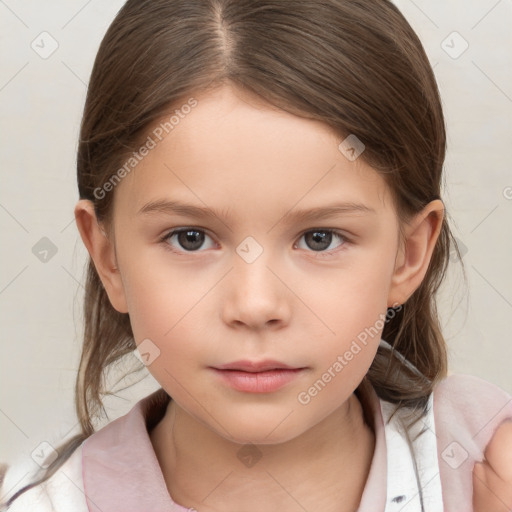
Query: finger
473,460,512,512
484,420,512,482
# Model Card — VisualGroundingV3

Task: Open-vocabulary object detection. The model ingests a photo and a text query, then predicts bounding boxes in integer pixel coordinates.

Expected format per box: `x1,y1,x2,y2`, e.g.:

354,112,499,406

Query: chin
223,427,302,446
209,410,311,446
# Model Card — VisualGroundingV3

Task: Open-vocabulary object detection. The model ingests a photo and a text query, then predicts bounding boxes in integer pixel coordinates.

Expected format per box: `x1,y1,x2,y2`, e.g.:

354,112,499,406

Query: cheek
118,243,204,336
306,255,393,336
119,256,215,375
124,274,205,394
299,255,392,387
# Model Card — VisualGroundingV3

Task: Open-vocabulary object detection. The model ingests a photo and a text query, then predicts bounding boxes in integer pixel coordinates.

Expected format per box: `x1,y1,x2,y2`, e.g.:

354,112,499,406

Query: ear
387,199,444,307
74,199,128,313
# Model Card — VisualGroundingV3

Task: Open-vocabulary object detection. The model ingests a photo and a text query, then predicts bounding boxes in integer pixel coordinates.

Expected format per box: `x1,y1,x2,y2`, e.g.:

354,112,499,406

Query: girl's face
96,84,411,444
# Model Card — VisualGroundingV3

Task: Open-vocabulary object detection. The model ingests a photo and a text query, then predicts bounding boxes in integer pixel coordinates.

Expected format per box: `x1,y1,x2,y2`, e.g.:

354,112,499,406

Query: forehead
113,84,393,222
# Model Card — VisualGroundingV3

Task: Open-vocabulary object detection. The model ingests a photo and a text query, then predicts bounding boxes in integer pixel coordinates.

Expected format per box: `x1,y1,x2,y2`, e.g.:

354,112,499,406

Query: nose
221,250,291,330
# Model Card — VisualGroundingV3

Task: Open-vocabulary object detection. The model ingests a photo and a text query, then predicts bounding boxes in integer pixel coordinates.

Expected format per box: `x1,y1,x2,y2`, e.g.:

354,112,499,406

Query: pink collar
82,386,387,511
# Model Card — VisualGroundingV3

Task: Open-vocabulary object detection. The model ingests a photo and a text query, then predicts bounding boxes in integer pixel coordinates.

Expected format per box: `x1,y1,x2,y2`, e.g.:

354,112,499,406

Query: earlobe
74,199,129,313
387,199,444,307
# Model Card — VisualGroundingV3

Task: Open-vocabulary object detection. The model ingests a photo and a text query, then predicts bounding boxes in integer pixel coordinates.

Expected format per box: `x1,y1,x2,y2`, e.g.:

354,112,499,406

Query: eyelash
159,227,351,257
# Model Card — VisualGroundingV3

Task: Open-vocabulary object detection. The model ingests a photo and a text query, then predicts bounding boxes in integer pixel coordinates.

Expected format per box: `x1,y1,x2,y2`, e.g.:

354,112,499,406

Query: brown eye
296,230,346,253
162,228,214,252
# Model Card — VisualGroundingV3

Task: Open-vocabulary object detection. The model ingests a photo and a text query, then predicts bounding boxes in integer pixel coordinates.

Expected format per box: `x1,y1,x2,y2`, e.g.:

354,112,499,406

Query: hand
473,420,512,511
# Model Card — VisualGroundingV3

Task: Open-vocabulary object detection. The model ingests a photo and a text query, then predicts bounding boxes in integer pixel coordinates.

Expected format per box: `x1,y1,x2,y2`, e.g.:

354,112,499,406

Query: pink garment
3,373,512,510
81,374,512,511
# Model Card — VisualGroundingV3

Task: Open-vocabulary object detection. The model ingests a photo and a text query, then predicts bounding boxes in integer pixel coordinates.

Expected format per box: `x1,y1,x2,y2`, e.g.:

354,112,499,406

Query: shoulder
434,372,511,400
433,373,512,429
433,372,512,452
2,443,87,512
431,373,512,508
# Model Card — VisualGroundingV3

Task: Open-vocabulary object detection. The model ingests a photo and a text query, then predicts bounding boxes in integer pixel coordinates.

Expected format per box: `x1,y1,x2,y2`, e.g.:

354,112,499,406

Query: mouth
210,360,308,393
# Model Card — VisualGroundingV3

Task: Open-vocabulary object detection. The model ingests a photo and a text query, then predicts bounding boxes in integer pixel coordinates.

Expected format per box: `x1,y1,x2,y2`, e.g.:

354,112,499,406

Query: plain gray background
0,0,511,480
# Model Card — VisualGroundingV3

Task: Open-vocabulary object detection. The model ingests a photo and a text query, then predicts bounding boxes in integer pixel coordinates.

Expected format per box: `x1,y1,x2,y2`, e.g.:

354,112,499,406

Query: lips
214,359,299,372
211,360,307,393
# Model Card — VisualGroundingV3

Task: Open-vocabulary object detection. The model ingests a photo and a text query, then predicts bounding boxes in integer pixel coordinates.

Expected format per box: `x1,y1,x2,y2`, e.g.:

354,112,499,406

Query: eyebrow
137,199,376,224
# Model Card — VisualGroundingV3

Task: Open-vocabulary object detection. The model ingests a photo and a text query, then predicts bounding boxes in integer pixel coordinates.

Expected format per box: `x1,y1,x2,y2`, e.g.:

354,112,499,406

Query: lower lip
212,368,305,393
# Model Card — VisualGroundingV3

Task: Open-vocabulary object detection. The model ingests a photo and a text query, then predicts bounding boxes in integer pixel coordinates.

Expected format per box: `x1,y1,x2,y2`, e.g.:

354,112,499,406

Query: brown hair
2,0,465,508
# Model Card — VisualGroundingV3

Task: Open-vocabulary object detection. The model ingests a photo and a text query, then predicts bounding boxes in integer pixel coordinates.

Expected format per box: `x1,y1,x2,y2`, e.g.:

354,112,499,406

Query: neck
150,391,375,512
